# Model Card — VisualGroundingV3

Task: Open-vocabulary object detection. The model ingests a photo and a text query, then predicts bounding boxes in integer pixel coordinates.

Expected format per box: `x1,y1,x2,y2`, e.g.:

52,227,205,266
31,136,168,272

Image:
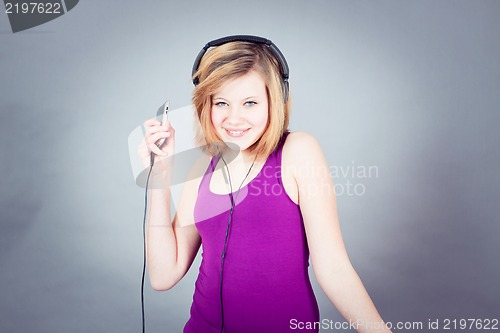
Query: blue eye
245,101,257,106
214,101,228,107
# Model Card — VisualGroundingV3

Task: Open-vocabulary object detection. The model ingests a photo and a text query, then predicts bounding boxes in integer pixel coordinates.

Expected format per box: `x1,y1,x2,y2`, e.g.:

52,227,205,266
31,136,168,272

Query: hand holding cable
138,118,175,171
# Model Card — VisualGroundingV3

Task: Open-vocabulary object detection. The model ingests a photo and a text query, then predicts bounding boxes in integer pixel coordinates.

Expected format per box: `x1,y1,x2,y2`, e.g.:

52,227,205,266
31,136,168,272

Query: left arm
283,131,392,333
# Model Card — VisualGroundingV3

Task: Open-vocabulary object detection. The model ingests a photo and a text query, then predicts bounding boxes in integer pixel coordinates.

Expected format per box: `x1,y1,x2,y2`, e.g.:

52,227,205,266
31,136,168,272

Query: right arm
140,118,202,291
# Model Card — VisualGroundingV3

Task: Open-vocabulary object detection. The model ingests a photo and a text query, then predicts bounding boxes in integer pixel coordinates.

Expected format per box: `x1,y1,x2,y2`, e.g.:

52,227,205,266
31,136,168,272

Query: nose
226,105,244,125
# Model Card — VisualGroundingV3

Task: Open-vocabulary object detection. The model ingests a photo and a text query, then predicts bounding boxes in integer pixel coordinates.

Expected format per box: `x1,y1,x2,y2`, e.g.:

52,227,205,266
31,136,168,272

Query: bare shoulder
283,131,325,163
281,131,327,204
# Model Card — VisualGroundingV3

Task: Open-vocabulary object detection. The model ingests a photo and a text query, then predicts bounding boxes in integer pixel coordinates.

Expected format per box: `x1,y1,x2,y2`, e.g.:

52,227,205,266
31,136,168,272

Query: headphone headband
191,35,289,102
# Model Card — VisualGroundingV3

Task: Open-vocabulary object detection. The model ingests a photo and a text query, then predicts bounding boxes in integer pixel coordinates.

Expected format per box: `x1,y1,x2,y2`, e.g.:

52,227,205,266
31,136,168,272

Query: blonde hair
192,41,290,158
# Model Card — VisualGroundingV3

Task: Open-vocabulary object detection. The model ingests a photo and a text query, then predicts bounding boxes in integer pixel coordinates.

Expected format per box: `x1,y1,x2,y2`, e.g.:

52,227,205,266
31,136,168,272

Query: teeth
226,128,247,135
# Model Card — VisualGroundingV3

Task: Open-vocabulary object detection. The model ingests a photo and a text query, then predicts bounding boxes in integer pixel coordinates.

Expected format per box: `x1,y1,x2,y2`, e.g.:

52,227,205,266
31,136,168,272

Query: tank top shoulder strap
269,131,290,187
273,131,291,165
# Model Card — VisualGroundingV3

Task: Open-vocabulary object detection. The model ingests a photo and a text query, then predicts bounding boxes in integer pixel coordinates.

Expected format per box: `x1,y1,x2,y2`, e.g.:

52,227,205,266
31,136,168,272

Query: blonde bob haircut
192,41,290,158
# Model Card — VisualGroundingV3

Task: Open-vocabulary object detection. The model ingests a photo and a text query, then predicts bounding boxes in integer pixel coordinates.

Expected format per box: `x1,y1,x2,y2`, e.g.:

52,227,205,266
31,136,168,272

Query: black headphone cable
141,104,169,333
141,153,156,333
218,154,256,333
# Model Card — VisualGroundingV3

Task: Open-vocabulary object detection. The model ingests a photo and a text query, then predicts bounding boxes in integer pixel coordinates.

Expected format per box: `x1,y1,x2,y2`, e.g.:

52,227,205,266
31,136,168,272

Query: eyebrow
212,96,259,101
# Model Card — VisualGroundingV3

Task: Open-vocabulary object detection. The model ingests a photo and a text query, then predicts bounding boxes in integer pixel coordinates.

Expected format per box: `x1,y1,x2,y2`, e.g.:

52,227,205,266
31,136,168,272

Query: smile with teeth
225,128,249,137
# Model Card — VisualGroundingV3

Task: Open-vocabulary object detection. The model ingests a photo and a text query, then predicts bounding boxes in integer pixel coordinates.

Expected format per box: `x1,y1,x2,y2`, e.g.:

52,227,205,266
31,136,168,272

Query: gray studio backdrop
1,1,499,332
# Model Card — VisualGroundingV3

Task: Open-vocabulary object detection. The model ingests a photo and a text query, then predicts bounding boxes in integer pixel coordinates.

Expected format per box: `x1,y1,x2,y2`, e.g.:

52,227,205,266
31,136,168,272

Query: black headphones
191,35,290,102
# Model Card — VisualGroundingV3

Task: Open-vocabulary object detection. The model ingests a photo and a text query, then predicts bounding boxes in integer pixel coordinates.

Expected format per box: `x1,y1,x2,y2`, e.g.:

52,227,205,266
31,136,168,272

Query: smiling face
193,41,290,158
210,70,269,153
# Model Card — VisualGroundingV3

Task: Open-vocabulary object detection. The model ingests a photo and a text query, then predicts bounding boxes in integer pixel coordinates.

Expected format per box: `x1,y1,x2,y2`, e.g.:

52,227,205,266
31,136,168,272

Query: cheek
210,109,222,127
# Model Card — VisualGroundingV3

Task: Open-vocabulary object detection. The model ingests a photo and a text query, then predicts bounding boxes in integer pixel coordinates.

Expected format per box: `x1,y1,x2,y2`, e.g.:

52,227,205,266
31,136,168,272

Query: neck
220,147,258,168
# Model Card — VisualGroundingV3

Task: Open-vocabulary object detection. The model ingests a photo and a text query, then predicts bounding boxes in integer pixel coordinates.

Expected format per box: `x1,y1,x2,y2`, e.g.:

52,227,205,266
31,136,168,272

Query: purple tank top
184,132,319,333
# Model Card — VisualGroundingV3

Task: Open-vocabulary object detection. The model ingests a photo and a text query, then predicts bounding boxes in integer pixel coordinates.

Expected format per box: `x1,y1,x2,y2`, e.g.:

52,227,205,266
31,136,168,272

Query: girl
140,35,392,333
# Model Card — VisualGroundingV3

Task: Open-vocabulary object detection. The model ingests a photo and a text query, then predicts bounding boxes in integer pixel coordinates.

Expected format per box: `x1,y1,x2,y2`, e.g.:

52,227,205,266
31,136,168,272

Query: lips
224,128,250,137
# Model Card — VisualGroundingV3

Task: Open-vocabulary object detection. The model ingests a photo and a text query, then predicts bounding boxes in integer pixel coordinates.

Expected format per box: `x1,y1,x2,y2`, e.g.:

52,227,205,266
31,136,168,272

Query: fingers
150,142,167,156
149,133,171,155
143,118,174,157
145,122,174,135
148,130,170,143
